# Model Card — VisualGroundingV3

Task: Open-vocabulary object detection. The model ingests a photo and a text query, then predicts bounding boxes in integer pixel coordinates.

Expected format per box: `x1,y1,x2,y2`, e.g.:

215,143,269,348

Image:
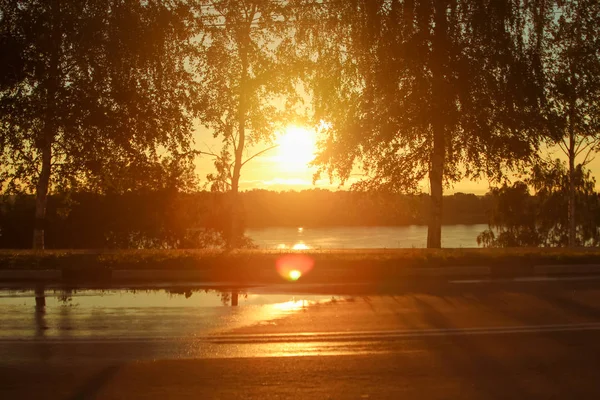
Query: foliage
293,0,542,247
540,0,600,159
534,0,600,246
4,248,600,275
0,190,266,249
194,0,304,247
0,0,202,247
478,160,600,247
0,191,206,249
197,0,302,172
0,0,201,191
477,182,541,247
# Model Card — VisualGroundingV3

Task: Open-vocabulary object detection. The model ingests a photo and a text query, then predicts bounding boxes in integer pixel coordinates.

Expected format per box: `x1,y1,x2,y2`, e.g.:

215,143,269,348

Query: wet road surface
2,278,600,398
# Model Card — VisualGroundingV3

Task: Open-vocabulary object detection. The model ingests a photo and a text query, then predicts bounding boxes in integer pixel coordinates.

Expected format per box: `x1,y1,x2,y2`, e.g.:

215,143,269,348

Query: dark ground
3,277,600,399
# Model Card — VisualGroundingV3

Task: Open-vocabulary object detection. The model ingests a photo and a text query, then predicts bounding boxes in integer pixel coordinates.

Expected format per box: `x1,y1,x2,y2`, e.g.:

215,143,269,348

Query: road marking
2,322,600,344
207,323,600,343
450,275,600,284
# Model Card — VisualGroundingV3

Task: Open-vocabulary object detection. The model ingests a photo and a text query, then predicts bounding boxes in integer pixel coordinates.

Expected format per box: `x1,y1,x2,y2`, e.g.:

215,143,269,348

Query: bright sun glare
288,270,302,281
276,126,317,171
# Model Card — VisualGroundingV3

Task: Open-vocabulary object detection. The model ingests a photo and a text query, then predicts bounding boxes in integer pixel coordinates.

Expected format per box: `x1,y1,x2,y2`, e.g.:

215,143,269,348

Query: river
246,224,488,249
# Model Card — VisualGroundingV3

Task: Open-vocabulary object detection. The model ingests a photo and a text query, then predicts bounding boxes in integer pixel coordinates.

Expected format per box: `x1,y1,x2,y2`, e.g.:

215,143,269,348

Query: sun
276,126,317,171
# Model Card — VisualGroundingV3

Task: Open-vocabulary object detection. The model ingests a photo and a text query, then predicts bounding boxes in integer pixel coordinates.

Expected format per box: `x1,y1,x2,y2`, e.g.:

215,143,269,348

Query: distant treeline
0,190,490,249
242,190,489,227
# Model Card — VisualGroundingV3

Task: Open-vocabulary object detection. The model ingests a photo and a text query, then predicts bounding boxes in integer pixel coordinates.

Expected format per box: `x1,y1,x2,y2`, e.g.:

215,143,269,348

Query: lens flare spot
289,270,302,281
276,254,315,282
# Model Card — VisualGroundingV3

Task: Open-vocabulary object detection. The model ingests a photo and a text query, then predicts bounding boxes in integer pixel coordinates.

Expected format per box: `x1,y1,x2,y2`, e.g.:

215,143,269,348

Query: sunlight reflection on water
0,289,341,340
276,241,311,250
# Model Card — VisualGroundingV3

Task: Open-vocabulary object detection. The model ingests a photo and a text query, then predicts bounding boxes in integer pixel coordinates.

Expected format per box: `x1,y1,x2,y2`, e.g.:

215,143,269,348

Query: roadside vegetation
479,162,600,247
3,248,600,271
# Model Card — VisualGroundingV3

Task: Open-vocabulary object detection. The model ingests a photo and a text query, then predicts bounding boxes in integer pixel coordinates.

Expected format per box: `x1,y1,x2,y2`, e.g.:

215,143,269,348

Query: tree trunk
427,0,448,249
568,125,576,247
33,0,59,250
227,21,250,249
33,140,52,249
229,156,242,248
428,128,444,249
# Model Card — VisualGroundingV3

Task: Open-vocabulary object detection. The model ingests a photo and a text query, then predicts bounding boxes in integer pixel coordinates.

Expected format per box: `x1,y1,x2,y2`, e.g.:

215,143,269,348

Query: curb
534,264,600,275
409,266,491,277
1,264,600,283
112,270,212,281
0,270,62,281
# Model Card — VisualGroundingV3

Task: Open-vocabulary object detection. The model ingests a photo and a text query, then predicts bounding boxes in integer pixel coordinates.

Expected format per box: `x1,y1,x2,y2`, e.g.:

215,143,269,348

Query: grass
2,248,600,283
2,247,600,271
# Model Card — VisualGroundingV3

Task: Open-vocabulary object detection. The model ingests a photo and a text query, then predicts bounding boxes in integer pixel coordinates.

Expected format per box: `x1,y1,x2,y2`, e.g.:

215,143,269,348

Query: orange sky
194,125,600,195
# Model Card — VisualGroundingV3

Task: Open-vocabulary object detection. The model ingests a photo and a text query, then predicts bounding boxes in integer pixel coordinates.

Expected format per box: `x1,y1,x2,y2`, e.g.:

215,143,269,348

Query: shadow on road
411,296,532,400
67,364,121,400
540,292,600,320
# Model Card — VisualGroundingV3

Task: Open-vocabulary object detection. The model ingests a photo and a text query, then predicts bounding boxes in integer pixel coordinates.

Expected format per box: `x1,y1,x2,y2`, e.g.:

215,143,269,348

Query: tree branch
560,136,570,153
231,131,238,155
556,141,569,158
575,140,593,158
241,144,278,167
198,150,221,158
581,141,599,166
582,153,595,166
575,137,600,159
208,0,227,19
574,136,584,155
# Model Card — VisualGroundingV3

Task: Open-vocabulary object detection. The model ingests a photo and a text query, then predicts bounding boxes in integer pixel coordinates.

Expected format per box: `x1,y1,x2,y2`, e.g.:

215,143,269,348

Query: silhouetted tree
478,160,600,247
0,27,27,90
196,0,302,247
0,0,201,249
295,0,542,248
537,0,600,247
477,182,541,247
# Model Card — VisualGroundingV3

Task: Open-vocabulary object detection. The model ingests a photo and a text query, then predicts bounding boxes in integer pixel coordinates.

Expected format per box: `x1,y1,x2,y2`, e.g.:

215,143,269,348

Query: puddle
0,288,343,340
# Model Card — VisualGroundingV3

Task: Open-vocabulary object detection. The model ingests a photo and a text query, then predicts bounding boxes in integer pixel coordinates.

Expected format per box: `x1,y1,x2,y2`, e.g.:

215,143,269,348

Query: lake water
246,224,488,249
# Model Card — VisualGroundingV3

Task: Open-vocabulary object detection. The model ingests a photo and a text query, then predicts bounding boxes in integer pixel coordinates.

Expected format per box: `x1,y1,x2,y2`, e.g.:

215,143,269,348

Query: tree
0,0,201,249
538,0,600,247
477,182,541,247
0,26,27,90
295,0,542,247
478,159,600,247
196,0,301,247
529,159,600,246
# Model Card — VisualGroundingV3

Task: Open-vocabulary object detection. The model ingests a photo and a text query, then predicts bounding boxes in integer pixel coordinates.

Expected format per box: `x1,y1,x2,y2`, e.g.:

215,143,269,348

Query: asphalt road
3,277,600,399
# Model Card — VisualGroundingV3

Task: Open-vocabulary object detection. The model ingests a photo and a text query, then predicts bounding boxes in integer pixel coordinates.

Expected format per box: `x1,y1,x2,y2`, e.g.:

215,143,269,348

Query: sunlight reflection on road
191,340,391,359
